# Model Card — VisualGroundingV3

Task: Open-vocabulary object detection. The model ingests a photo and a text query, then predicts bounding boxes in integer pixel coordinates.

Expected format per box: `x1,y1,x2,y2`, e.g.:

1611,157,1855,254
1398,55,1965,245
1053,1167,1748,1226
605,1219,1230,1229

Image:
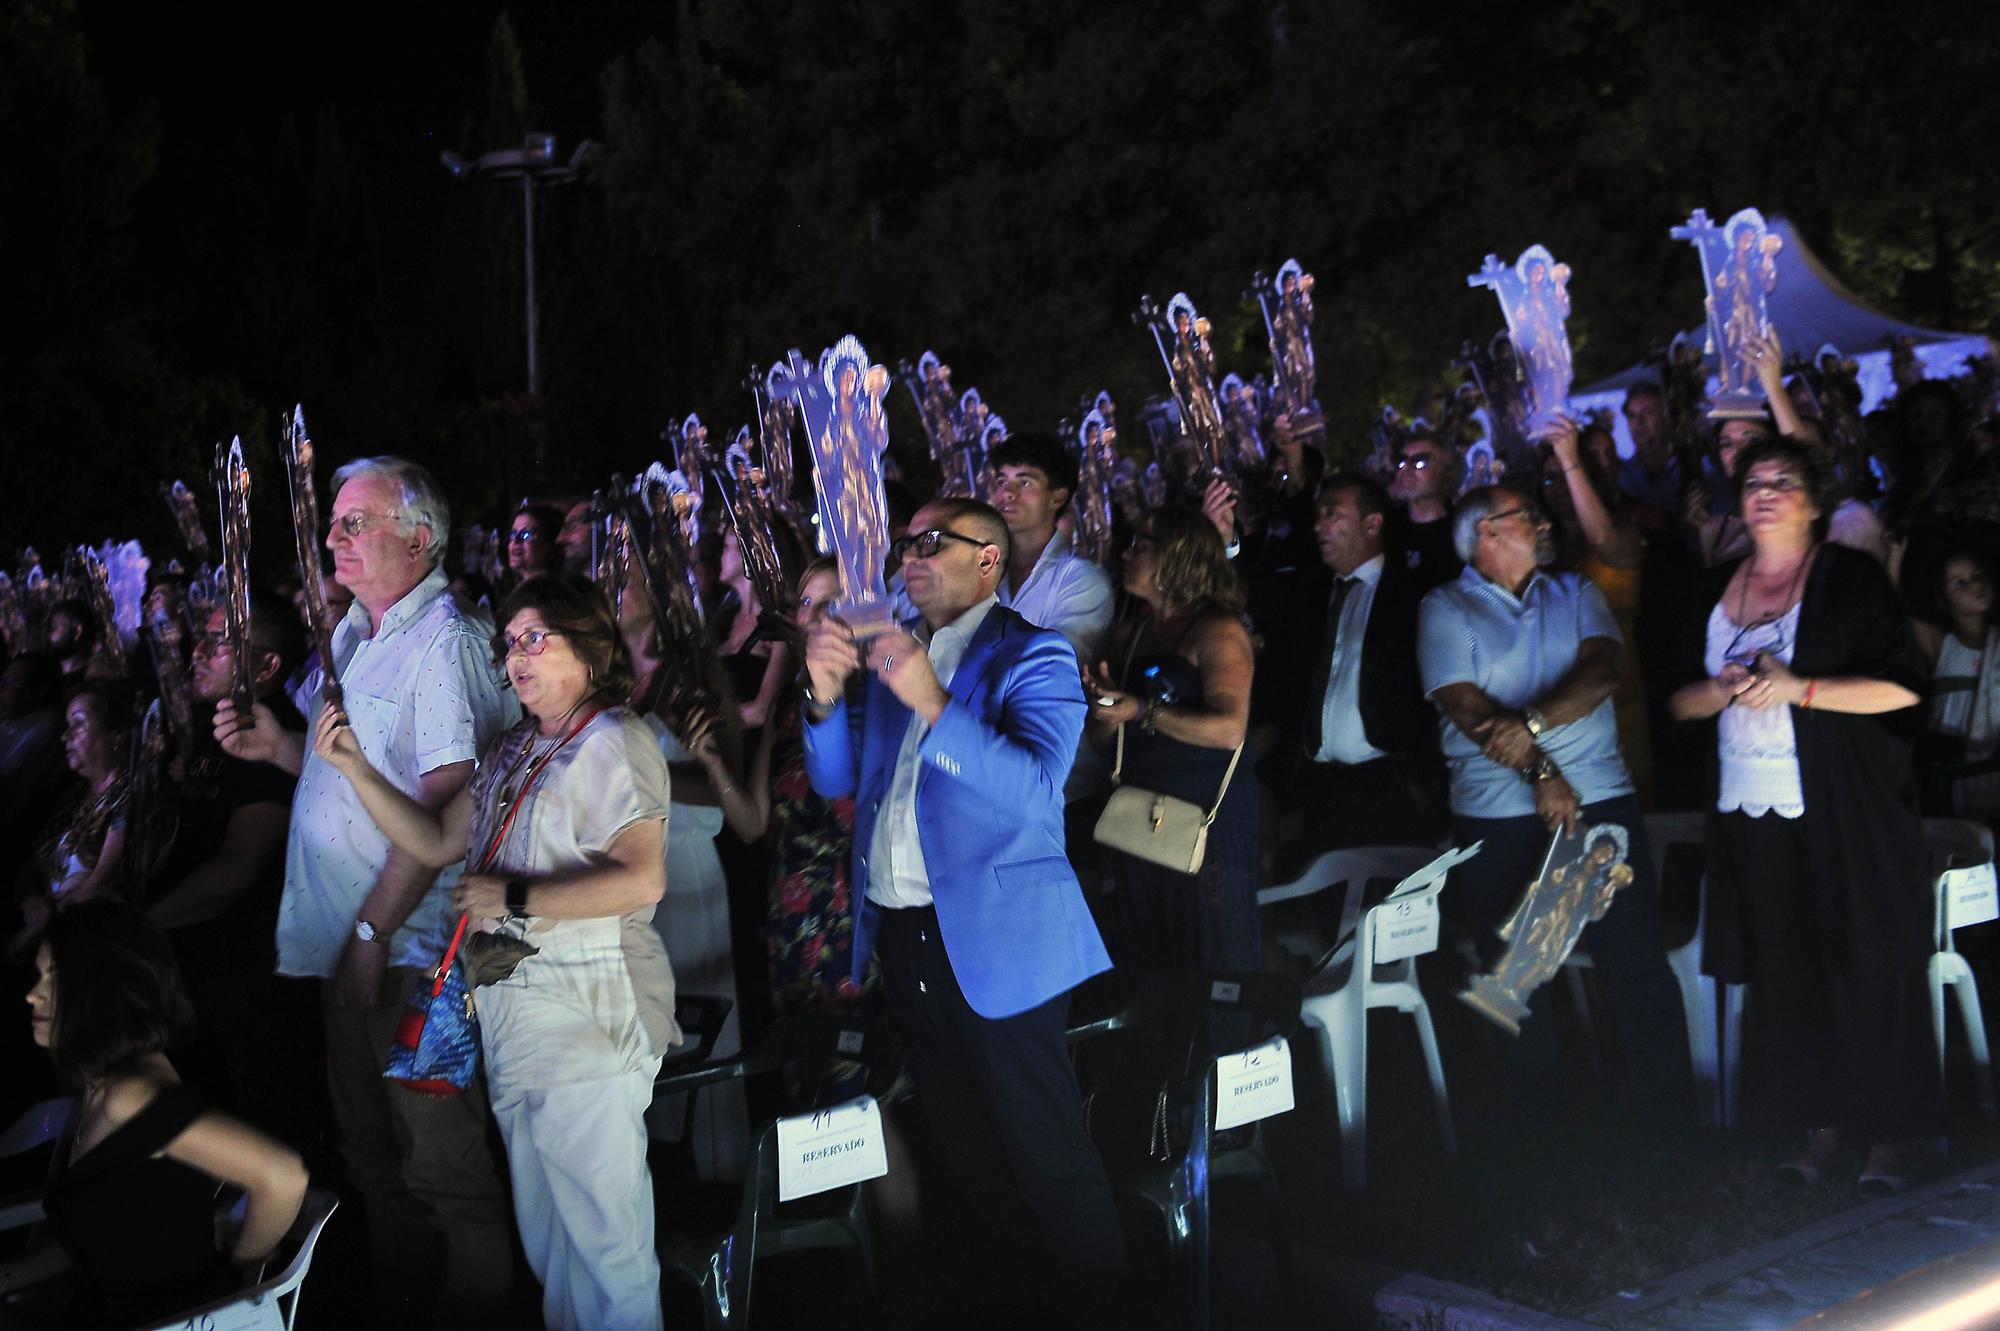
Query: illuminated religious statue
1460,823,1633,1035
1219,373,1267,474
1073,409,1117,565
754,362,803,521
1265,258,1317,418
772,336,896,637
899,349,962,466
1165,292,1229,475
1671,206,1784,418
1468,244,1574,437
1095,390,1119,452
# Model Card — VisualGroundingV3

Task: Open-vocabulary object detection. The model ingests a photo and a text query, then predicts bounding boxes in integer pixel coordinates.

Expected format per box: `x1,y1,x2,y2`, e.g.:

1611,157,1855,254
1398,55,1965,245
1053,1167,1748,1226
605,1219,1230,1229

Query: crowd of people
1,313,1998,1329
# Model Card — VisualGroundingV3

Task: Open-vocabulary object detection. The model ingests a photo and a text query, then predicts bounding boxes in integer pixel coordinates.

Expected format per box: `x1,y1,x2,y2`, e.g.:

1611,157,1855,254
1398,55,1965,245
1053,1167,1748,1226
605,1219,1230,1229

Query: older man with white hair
218,455,518,1324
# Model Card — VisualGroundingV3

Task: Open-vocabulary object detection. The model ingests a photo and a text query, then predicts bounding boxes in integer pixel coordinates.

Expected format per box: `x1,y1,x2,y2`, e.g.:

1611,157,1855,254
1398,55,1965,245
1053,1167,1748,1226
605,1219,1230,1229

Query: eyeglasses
890,529,990,562
499,628,565,657
508,528,545,544
329,509,404,538
1481,506,1547,528
1740,474,1805,496
1395,454,1434,470
190,631,233,657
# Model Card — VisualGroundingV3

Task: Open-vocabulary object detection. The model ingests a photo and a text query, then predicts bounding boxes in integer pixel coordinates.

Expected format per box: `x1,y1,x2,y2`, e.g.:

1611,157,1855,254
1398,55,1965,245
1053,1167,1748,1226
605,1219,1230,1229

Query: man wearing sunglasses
802,497,1123,1322
1418,485,1691,1117
1389,432,1464,592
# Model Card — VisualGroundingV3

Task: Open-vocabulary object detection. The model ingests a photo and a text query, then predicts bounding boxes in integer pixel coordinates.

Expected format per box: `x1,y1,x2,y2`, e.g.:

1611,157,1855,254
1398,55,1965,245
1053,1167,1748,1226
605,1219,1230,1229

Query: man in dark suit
1291,477,1448,859
803,496,1123,1325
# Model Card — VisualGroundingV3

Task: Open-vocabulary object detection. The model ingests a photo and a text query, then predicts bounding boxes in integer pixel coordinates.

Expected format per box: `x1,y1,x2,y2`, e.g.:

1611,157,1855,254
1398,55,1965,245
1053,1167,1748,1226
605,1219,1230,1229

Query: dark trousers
1454,794,1694,1115
1718,810,1945,1144
1293,753,1447,862
875,906,1126,1327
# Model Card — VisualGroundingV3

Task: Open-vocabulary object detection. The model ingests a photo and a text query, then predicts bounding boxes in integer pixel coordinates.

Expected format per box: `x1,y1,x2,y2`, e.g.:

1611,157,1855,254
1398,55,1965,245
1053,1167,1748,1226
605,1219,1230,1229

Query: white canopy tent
1569,217,1992,457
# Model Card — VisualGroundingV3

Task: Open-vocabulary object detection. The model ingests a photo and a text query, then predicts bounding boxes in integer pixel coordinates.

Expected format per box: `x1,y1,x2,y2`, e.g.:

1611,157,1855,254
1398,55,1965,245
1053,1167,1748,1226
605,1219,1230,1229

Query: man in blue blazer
804,496,1123,1321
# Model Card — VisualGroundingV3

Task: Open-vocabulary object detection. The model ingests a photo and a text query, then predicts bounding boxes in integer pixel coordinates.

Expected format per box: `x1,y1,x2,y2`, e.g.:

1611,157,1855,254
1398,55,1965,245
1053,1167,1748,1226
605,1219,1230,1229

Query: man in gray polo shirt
1418,484,1690,1114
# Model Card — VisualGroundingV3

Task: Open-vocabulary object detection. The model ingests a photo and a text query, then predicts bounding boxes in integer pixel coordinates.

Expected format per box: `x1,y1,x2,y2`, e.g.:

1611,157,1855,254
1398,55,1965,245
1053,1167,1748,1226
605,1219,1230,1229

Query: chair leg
1669,949,1721,1128
1941,952,1999,1117
1410,999,1456,1156
1721,984,1746,1130
1311,996,1369,1191
1931,952,1951,1075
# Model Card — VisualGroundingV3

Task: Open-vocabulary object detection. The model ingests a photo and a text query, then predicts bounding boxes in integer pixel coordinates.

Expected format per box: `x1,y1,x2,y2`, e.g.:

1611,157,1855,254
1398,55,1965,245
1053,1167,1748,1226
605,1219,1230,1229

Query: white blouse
464,707,679,1094
1707,600,1805,819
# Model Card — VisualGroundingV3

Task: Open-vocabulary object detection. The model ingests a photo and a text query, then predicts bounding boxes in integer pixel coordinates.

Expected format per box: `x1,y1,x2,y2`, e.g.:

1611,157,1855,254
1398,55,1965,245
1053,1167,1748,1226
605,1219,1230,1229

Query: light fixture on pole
440,134,594,396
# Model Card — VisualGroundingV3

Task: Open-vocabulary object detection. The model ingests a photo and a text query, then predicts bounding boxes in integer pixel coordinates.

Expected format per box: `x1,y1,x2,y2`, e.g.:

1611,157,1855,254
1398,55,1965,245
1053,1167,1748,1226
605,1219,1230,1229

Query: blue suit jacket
803,603,1113,1019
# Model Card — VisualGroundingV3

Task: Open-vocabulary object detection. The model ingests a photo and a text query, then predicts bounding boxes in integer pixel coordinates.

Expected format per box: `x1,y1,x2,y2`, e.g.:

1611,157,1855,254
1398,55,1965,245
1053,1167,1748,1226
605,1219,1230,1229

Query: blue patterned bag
383,912,479,1096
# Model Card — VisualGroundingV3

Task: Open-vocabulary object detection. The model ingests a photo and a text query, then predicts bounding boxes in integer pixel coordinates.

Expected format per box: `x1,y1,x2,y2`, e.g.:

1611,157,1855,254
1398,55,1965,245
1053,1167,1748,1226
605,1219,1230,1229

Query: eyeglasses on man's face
499,628,565,658
1395,453,1434,471
1740,473,1805,497
1482,505,1547,529
890,529,990,562
329,509,404,539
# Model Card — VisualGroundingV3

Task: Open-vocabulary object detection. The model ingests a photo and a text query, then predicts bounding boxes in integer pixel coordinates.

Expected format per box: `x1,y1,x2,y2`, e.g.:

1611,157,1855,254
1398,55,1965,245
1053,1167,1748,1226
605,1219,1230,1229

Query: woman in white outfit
316,572,676,1331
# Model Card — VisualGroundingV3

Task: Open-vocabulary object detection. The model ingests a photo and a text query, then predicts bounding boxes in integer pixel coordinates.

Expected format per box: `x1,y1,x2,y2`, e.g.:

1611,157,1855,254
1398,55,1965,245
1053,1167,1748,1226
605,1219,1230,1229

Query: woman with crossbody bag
1083,505,1261,978
314,573,675,1331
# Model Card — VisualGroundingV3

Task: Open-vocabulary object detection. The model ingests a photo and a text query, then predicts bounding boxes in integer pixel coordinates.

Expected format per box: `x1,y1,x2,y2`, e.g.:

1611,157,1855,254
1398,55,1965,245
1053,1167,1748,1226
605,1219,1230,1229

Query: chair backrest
658,993,736,1074
0,1097,72,1162
1925,816,1995,870
1354,842,1482,975
1642,812,1705,887
1925,817,1998,944
139,1186,339,1331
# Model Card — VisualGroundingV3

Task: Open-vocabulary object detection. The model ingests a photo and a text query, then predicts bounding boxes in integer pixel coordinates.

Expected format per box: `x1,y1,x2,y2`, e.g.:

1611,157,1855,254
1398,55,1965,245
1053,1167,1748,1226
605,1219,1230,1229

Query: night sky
8,0,1995,568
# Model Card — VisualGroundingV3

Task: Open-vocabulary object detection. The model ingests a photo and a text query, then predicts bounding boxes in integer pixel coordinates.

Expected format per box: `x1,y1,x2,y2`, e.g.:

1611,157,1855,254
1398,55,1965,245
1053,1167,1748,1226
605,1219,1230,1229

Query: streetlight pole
441,133,593,396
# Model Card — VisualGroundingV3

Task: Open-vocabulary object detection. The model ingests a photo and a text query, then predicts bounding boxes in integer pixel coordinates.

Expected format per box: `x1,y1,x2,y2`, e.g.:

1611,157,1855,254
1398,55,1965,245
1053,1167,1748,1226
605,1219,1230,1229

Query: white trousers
491,1071,664,1331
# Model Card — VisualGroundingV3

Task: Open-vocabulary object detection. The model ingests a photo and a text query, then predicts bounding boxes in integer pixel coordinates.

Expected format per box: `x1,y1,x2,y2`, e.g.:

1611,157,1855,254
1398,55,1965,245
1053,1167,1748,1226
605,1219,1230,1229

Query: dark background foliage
4,0,1994,567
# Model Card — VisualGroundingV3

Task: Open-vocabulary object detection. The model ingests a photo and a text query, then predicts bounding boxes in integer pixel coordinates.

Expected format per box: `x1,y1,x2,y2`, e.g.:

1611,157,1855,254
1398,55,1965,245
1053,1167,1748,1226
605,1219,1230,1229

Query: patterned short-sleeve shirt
277,569,519,976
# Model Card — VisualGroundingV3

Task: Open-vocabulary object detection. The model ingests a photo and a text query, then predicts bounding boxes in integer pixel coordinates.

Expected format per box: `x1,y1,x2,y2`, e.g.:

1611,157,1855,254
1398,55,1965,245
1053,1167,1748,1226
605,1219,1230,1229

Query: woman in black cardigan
1669,436,1943,1191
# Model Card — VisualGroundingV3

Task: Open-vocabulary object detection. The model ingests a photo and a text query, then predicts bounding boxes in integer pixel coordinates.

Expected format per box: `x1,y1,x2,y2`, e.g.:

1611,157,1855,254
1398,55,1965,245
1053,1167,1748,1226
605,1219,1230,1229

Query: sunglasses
508,529,546,544
890,528,990,562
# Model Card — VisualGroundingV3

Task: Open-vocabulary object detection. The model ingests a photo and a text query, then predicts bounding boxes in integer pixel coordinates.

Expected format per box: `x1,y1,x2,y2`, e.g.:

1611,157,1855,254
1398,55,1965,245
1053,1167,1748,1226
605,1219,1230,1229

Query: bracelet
1140,696,1166,734
1802,678,1818,709
505,878,531,919
802,684,835,718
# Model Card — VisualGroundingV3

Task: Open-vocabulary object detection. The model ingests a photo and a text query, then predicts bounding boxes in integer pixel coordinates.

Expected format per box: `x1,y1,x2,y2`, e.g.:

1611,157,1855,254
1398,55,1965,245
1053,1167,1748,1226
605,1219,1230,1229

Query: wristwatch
802,683,836,718
1140,696,1166,735
354,919,381,945
1522,706,1548,739
506,878,532,920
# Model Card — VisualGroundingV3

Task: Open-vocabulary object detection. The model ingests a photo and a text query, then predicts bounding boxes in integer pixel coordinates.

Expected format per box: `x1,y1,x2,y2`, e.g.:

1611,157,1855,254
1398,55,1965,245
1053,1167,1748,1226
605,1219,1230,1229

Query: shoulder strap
1107,623,1148,788
1202,744,1246,825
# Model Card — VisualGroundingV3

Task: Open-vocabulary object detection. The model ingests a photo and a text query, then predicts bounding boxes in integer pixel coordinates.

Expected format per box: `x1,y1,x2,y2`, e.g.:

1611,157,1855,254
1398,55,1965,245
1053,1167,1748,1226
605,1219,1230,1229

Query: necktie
1305,577,1358,759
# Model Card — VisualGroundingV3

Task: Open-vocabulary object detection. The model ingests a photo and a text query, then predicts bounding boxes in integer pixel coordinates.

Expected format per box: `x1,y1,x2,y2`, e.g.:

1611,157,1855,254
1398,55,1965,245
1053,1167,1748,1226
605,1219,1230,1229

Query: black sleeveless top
43,1083,239,1327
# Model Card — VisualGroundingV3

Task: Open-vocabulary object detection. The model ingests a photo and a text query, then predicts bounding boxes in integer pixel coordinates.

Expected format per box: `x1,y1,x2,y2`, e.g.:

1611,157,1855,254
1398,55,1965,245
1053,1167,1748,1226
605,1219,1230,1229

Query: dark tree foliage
5,0,1996,564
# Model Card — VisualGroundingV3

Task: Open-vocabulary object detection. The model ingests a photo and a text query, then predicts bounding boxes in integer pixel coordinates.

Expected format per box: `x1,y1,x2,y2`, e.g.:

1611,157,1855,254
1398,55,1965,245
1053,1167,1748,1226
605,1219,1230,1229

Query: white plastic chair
134,1185,339,1331
0,1097,74,1234
1924,818,1998,1118
1258,844,1480,1190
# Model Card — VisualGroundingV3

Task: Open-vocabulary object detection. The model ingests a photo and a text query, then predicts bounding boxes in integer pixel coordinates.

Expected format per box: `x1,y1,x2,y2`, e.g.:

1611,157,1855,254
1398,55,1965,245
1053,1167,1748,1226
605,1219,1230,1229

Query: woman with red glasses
314,571,675,1330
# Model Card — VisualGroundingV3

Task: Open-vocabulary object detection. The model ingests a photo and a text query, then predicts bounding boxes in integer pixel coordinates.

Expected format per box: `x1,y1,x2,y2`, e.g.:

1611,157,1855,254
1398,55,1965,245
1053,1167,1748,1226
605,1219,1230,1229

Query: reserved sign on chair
776,1096,890,1201
1214,1037,1295,1130
1373,894,1442,964
1945,863,2000,930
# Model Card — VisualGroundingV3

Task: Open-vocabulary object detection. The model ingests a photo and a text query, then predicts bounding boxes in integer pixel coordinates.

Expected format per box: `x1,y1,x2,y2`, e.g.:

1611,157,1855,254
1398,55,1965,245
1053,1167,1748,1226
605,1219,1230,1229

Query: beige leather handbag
1091,721,1244,875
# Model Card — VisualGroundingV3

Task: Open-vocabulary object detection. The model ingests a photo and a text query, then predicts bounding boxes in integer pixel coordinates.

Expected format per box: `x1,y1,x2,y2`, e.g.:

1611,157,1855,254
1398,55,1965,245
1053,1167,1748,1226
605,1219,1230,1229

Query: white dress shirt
1315,554,1389,766
278,568,519,976
997,528,1114,667
866,594,999,910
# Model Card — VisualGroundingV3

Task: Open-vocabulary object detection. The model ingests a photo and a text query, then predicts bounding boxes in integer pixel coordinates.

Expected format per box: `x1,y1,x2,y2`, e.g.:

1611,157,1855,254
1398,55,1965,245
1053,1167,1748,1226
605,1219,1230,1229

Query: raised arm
313,707,475,869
